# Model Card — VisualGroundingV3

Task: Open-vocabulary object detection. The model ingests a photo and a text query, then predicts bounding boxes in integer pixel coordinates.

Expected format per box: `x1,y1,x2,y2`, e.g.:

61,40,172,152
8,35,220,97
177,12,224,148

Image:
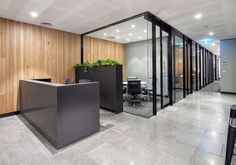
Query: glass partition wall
81,13,174,118
82,16,155,118
80,12,217,118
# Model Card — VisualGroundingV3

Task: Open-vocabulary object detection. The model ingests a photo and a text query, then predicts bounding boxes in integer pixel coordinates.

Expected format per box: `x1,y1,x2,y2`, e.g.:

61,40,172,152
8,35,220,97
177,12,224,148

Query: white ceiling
0,0,235,55
87,16,169,44
87,17,151,44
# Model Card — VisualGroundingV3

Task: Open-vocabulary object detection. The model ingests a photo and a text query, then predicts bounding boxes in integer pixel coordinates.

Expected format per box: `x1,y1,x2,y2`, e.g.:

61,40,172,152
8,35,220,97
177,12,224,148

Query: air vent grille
40,22,53,26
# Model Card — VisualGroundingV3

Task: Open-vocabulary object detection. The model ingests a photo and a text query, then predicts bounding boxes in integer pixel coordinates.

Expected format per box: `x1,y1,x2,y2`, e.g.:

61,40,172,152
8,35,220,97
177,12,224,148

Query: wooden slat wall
0,18,81,115
84,36,125,79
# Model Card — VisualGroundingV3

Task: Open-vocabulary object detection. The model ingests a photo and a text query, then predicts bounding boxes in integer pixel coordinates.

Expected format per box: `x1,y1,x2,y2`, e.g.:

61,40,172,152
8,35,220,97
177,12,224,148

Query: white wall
124,37,168,95
220,38,236,93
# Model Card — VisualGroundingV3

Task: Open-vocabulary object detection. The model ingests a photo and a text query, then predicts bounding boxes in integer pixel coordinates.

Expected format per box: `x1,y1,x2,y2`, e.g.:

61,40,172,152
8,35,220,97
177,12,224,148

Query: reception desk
20,79,100,149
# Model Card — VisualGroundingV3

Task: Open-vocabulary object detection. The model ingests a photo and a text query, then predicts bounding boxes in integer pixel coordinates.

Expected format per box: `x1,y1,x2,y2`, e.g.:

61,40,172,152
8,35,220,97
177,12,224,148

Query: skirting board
0,111,20,118
221,91,236,95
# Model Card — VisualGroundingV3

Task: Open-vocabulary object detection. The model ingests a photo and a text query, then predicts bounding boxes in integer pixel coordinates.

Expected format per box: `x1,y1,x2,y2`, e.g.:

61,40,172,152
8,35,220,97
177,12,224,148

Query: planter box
75,65,123,113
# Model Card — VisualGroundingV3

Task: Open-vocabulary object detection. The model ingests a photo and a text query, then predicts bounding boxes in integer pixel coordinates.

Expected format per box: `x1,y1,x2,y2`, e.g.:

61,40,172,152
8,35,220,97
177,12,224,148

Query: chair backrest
127,80,141,95
65,79,75,84
127,76,138,80
78,79,91,83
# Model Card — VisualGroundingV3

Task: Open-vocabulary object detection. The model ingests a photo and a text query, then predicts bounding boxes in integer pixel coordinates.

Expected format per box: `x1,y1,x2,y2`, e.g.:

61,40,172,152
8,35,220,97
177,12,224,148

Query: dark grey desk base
20,80,100,149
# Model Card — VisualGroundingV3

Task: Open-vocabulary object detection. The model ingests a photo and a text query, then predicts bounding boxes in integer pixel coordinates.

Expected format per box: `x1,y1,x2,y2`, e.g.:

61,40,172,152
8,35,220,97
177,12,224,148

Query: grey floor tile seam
195,147,226,159
197,128,226,158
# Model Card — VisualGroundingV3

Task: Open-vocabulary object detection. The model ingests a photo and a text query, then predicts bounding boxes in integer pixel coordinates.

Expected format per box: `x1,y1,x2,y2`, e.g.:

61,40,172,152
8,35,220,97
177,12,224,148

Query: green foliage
96,59,120,66
74,62,94,70
74,59,120,70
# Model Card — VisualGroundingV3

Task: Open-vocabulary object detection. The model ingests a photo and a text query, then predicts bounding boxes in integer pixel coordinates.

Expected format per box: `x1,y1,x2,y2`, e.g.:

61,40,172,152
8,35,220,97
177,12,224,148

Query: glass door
155,25,161,110
185,39,191,95
172,33,184,103
153,24,171,110
206,51,209,85
213,55,216,81
197,44,201,90
201,48,204,87
161,30,171,107
192,42,196,91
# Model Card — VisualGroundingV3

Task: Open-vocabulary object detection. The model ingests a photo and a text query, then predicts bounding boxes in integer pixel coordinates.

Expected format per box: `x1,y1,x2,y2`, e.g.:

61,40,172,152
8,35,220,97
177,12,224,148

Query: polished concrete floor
200,80,221,93
0,82,236,165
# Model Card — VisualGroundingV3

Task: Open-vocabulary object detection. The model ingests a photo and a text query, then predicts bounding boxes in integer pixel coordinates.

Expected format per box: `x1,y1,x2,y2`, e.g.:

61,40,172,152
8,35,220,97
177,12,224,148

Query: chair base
124,94,144,108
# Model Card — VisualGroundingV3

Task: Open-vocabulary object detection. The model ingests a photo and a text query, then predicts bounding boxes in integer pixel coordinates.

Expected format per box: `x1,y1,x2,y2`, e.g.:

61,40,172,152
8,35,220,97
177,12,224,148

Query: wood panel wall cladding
84,36,125,78
0,18,81,115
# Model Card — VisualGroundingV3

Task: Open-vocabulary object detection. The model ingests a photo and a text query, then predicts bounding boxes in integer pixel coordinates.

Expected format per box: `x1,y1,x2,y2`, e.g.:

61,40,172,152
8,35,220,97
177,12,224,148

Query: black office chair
65,79,75,84
127,80,142,107
78,79,91,83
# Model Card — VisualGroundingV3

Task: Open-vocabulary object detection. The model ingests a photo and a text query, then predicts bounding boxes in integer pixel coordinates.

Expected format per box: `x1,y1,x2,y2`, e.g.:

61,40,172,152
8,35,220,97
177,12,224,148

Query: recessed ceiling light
31,12,38,18
209,32,214,36
211,131,217,136
116,29,119,32
126,38,130,41
138,36,142,40
217,48,220,51
131,24,135,28
144,29,147,33
103,33,107,36
195,13,202,20
128,33,132,36
212,43,215,46
116,36,120,39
